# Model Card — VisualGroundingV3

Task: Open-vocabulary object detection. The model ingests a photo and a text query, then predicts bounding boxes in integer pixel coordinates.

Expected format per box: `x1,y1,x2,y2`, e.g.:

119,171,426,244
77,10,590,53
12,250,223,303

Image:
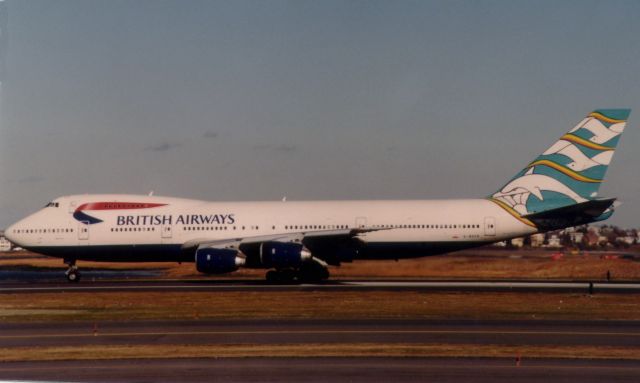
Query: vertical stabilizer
490,109,631,225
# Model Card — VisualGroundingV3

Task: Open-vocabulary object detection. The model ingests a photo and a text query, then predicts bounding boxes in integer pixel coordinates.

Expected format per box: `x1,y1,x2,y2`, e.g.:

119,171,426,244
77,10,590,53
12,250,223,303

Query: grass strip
2,291,640,322
1,343,639,362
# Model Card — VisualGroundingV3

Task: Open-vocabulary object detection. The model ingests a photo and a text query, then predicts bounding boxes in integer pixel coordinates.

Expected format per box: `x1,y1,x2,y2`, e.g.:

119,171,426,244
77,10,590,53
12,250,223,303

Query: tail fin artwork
490,109,631,228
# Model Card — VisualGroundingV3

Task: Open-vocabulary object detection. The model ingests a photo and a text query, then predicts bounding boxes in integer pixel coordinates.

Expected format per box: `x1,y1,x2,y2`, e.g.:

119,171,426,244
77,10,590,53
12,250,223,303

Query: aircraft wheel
265,269,306,284
66,269,81,283
279,269,297,284
298,263,330,283
265,270,280,284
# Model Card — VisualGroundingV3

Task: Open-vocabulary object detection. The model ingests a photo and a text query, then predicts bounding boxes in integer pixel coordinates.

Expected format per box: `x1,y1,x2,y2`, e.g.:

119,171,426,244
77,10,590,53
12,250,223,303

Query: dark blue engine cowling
196,248,242,274
260,242,311,268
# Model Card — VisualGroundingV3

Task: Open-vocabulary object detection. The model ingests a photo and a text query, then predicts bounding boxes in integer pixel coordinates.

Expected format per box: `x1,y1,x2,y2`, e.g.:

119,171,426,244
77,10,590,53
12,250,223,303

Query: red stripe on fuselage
75,202,167,212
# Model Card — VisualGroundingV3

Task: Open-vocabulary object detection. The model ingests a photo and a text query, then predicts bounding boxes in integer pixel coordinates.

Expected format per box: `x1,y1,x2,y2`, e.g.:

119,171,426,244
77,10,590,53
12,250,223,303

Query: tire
67,270,81,283
298,263,329,283
280,269,297,284
265,270,279,284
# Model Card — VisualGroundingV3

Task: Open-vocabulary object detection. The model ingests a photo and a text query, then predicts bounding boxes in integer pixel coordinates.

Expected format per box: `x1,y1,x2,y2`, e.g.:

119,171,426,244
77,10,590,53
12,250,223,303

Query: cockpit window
45,202,60,208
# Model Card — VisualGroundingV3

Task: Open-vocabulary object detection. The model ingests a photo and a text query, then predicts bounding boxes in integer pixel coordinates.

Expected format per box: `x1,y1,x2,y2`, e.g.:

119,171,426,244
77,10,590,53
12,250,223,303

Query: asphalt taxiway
2,319,640,382
2,279,640,293
2,319,640,348
2,357,640,382
2,278,640,382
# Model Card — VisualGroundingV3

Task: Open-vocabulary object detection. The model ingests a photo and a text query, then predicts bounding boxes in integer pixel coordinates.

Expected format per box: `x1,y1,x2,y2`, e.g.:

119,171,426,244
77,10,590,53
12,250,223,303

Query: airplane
4,109,632,283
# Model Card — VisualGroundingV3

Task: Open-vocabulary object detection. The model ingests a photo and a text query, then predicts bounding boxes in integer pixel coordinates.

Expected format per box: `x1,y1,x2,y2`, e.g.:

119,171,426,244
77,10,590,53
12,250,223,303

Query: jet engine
260,242,311,268
196,248,245,274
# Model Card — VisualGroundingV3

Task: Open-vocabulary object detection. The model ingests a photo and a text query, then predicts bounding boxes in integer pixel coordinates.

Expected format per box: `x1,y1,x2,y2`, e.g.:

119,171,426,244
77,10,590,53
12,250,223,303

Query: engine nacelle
196,248,245,274
260,242,312,269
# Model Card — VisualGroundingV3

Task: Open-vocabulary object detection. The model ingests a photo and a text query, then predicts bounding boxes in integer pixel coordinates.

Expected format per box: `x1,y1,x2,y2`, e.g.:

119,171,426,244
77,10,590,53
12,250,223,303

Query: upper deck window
44,202,60,208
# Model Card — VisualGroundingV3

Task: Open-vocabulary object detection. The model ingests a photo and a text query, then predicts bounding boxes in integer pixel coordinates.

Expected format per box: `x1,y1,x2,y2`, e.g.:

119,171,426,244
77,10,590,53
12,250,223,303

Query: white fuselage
5,194,537,263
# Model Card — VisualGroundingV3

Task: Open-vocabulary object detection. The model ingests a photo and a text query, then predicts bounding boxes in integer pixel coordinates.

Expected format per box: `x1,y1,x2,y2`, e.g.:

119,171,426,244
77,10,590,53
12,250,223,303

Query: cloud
203,131,219,139
13,175,45,184
252,143,297,153
144,141,182,152
274,144,297,153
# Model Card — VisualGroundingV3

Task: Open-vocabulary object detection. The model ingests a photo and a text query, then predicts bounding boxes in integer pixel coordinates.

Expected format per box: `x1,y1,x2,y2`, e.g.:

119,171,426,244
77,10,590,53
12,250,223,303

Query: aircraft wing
182,227,385,265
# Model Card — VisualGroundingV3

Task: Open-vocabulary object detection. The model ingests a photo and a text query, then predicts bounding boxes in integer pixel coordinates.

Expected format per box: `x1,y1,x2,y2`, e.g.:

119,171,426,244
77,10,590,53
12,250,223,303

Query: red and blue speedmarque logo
73,202,168,224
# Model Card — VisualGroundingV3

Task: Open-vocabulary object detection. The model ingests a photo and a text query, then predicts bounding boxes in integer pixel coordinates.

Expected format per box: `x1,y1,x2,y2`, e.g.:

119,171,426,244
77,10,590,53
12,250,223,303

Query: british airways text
116,214,236,226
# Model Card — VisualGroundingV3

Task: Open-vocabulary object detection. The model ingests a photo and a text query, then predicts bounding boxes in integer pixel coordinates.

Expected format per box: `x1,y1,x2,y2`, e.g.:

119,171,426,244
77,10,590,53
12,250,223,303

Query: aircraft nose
4,222,21,247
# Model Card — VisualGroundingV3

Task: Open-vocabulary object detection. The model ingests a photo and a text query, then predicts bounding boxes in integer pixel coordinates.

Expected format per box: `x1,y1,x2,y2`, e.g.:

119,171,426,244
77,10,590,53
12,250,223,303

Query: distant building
511,237,524,248
569,231,584,244
530,233,545,248
480,225,636,250
616,236,635,247
546,235,561,248
597,236,610,247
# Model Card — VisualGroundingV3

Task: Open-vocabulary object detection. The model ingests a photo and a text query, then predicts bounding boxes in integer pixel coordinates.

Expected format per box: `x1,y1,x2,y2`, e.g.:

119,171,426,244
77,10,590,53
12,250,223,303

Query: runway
2,358,640,383
2,279,640,293
2,319,640,348
2,279,640,381
2,319,640,382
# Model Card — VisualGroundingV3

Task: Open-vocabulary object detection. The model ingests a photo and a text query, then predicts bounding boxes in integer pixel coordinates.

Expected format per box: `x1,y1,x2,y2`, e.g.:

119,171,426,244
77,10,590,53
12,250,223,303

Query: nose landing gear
64,259,81,283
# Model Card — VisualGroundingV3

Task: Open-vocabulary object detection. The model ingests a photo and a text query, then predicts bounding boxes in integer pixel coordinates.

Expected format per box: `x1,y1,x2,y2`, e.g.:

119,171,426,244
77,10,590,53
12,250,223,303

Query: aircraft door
161,224,173,240
78,222,89,240
484,217,496,236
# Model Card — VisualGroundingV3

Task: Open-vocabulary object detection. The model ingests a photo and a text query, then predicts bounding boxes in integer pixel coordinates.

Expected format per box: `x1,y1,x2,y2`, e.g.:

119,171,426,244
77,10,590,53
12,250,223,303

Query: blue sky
1,0,640,228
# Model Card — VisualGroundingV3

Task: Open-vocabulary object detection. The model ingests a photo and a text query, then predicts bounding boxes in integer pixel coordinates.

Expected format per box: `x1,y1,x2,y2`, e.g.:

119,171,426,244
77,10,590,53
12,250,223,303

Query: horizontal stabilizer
522,198,616,231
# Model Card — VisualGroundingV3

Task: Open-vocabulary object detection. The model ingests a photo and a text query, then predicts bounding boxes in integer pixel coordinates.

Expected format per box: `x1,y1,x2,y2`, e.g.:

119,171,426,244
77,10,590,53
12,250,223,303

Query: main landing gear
64,259,81,283
265,262,330,284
